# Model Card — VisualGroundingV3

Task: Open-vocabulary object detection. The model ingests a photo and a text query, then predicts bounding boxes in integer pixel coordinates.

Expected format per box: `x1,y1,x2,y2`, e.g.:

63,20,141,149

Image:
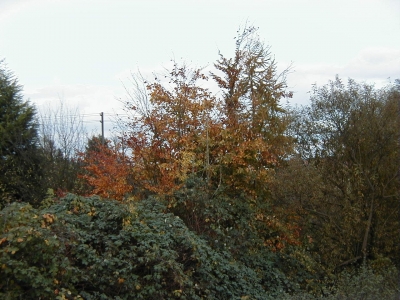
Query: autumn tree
113,28,305,272
79,136,132,201
122,66,219,196
210,26,293,197
121,26,293,199
284,77,400,270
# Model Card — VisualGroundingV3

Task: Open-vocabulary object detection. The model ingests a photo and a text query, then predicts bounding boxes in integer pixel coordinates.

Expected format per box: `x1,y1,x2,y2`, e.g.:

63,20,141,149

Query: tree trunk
361,198,374,263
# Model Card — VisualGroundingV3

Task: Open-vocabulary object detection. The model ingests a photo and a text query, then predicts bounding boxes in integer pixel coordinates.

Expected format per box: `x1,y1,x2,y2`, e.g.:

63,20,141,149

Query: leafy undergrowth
1,194,271,299
1,194,398,299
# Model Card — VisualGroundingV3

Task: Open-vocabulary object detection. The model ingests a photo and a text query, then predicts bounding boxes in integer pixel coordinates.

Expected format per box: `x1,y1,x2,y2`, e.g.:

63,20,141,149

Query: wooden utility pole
100,112,104,144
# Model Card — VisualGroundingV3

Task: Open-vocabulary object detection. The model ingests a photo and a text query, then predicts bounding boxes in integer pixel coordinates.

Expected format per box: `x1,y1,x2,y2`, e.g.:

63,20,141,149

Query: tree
79,136,132,201
287,77,400,270
38,98,87,193
113,26,301,260
120,26,293,199
0,60,44,207
121,65,219,196
113,29,312,292
210,26,293,197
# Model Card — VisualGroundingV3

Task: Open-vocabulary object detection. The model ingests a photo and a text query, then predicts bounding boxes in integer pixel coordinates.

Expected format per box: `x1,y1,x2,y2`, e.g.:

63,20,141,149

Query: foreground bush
1,194,398,299
1,194,272,299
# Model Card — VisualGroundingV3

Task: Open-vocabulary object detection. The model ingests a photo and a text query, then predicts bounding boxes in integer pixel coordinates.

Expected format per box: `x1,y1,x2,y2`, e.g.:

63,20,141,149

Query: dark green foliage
326,263,399,300
2,193,396,299
0,61,44,207
40,139,84,195
170,176,319,296
1,194,281,299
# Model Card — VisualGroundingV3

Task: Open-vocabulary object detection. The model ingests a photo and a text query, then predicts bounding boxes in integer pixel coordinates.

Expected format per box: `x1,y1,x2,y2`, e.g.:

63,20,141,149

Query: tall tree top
0,60,38,155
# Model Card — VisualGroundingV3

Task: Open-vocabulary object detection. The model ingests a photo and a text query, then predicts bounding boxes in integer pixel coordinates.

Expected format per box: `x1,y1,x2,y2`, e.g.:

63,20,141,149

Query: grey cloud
284,47,400,105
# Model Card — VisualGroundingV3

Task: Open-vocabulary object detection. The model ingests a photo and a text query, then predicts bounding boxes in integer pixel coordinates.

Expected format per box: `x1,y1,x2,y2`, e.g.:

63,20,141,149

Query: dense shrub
1,194,274,299
326,263,399,300
1,194,397,299
170,177,320,296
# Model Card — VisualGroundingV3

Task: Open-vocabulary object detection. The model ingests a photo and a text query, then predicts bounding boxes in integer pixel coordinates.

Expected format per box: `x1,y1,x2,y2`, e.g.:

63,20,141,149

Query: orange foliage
123,51,291,198
125,64,218,195
120,27,292,199
79,142,132,201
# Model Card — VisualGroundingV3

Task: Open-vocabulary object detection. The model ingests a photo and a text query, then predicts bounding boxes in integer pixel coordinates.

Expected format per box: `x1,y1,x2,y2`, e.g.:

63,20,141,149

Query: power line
38,113,131,121
37,111,137,141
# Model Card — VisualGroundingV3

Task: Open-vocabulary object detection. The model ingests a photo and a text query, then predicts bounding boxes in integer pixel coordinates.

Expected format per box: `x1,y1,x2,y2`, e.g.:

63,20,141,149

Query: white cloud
0,0,29,21
345,47,400,80
286,47,400,105
0,0,62,21
27,84,122,110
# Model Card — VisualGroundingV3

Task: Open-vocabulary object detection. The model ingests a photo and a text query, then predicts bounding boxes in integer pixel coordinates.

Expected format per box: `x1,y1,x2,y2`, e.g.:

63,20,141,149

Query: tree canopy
0,60,44,207
273,77,400,270
103,26,293,200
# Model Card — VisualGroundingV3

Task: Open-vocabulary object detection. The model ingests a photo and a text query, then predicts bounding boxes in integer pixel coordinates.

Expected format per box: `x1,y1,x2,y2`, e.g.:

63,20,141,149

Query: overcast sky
1,0,399,136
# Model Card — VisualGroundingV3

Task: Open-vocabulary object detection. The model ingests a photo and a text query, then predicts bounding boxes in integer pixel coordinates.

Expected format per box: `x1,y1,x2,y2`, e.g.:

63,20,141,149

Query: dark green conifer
0,60,44,207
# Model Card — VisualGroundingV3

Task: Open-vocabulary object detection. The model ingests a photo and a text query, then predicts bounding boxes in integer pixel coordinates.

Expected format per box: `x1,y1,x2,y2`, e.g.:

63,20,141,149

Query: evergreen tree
0,60,44,207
